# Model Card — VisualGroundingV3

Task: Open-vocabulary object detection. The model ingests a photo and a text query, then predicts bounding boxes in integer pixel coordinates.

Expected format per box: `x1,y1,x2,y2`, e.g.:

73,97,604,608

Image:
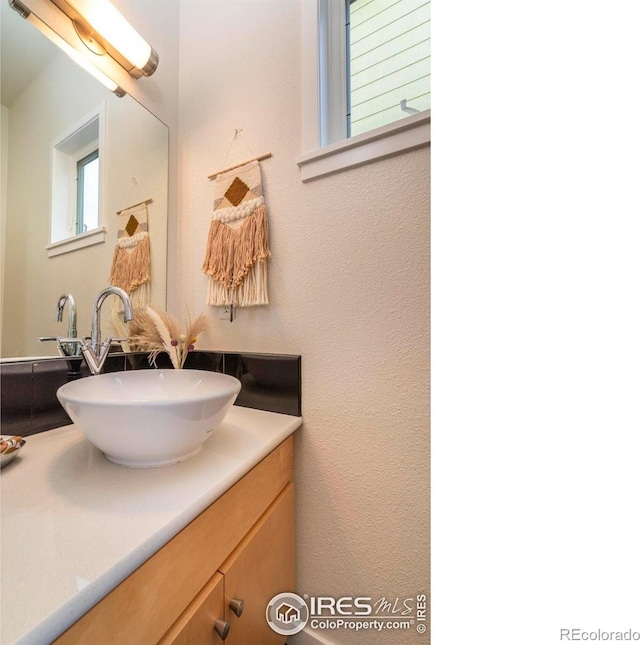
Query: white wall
177,2,429,643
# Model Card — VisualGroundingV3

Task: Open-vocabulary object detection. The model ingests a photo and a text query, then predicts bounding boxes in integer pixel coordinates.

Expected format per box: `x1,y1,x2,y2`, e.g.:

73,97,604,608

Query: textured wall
111,0,180,131
177,2,429,643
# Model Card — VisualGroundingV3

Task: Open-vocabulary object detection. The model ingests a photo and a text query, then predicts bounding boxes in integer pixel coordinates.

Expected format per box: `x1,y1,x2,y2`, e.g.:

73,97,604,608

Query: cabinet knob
229,597,245,617
213,618,230,640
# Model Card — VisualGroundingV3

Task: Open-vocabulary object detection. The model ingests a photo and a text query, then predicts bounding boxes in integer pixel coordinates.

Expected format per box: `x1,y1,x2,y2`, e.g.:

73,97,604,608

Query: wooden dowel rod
116,198,153,215
208,153,272,180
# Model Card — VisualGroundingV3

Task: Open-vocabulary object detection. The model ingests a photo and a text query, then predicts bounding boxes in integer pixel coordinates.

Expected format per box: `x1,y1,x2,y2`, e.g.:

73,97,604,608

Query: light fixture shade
9,0,127,95
50,0,158,77
45,22,126,95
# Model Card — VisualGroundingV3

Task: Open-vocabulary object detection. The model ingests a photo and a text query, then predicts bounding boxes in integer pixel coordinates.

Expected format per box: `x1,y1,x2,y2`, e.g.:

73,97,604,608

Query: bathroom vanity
0,406,302,644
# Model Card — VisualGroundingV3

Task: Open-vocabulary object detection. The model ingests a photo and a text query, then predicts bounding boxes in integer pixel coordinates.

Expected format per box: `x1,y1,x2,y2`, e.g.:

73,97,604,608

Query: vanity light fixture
49,0,158,77
9,0,159,97
17,8,127,96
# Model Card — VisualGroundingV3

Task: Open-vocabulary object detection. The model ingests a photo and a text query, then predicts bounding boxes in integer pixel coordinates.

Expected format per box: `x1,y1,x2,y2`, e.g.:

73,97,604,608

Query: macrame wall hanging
109,198,152,310
202,147,272,308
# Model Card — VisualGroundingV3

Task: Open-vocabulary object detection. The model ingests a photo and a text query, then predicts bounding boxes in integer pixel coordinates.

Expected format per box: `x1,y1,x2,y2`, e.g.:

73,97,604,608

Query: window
47,103,106,257
76,149,100,234
347,0,430,137
298,0,430,181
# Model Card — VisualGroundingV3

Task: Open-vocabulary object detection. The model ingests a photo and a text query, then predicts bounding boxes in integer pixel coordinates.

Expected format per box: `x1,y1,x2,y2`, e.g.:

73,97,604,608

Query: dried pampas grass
128,305,211,369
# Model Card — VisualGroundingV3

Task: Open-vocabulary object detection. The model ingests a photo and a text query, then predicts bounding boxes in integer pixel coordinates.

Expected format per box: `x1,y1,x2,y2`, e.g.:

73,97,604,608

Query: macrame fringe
109,234,151,311
206,259,269,306
109,235,151,293
202,204,270,306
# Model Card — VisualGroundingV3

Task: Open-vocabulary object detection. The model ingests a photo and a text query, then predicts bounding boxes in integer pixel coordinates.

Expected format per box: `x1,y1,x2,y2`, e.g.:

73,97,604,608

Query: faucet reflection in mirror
37,293,82,357
56,294,77,338
56,293,80,356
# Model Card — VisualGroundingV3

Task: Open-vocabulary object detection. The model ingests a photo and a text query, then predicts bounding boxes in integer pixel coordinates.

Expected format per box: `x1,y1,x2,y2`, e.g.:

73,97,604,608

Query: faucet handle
39,336,85,344
81,337,114,375
38,337,84,358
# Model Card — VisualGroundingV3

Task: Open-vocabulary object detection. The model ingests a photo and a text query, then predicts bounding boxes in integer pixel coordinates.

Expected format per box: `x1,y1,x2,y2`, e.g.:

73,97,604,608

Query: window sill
296,111,430,182
46,227,107,257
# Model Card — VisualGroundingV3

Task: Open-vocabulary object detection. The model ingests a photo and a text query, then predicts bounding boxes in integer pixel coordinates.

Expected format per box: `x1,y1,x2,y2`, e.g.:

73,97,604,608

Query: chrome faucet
81,287,134,375
55,294,80,356
38,293,82,357
56,293,77,337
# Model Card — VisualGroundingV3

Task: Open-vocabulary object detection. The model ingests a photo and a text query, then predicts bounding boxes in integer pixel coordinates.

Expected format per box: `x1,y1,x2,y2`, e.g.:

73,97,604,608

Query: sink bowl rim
57,369,241,407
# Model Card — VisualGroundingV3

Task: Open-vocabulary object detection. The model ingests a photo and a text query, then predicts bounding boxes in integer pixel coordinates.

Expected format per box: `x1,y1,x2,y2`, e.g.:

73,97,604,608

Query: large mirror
0,0,168,359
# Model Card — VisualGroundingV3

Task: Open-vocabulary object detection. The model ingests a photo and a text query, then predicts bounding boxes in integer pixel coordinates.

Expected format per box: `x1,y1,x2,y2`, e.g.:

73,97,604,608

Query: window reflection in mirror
50,105,104,247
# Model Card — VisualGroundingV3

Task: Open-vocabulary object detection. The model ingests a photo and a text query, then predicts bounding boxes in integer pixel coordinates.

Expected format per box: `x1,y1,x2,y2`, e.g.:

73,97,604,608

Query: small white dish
1,436,26,469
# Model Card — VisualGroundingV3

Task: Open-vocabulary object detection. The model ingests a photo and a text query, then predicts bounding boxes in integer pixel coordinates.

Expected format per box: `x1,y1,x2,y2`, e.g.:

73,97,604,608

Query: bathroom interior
0,0,429,643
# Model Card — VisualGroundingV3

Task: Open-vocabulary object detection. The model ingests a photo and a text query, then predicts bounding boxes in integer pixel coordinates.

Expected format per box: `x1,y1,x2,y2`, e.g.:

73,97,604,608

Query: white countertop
0,406,302,645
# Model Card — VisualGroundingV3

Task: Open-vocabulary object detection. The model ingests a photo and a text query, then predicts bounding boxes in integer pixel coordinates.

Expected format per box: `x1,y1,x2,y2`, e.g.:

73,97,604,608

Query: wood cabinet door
159,572,227,645
55,438,294,645
219,483,295,645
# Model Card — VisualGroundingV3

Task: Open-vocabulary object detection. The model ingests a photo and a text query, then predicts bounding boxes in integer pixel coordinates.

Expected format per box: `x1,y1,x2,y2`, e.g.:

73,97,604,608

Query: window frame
318,0,348,146
298,0,430,182
47,103,107,257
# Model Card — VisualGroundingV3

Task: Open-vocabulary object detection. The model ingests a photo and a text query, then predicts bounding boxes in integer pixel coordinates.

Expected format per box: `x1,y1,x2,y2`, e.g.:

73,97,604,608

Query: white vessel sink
57,370,241,467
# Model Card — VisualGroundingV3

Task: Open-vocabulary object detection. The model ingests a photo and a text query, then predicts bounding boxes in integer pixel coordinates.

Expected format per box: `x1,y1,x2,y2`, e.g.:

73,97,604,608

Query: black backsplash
0,351,301,437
